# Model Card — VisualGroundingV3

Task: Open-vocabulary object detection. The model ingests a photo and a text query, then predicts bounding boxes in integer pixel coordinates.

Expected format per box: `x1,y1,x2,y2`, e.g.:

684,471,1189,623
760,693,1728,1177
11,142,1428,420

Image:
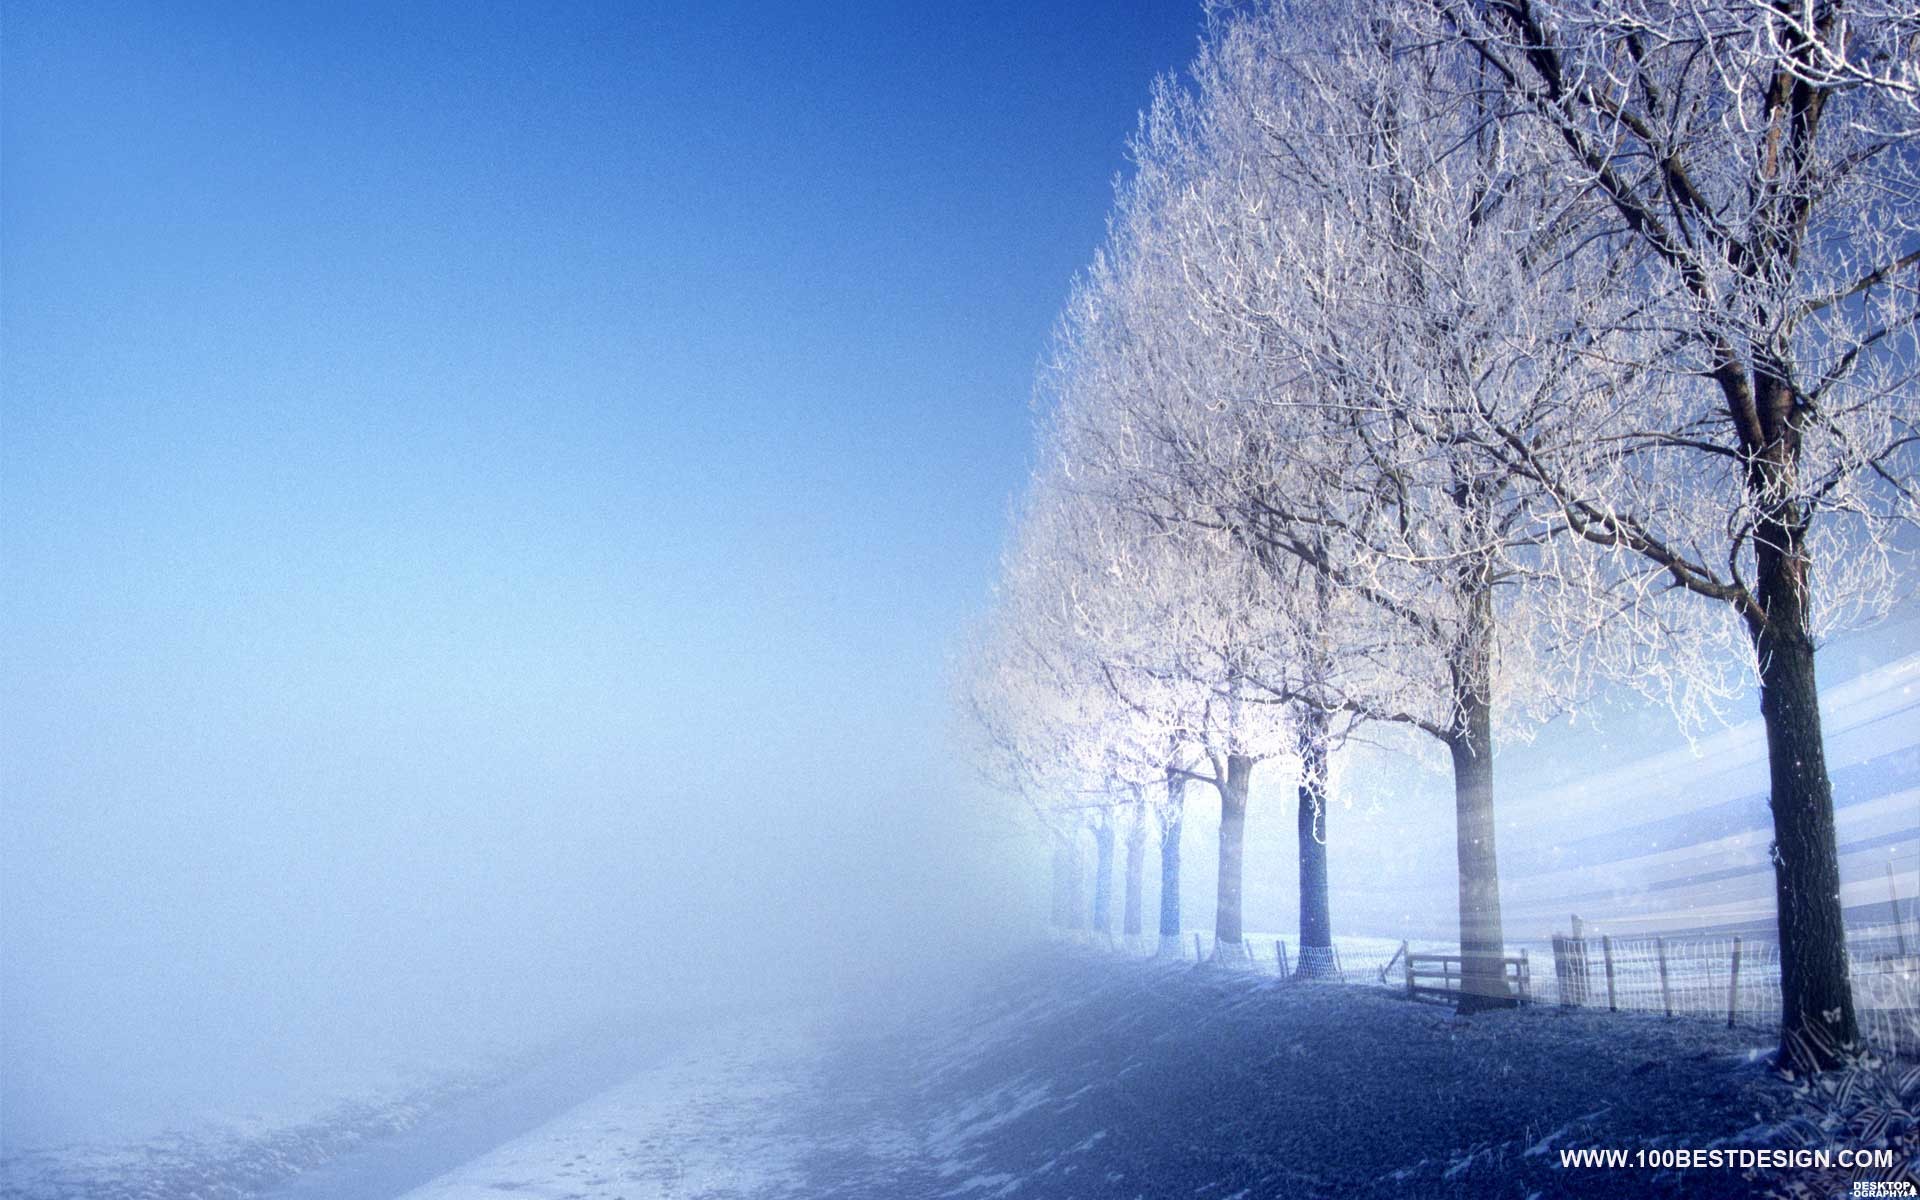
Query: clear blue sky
0,0,1204,1145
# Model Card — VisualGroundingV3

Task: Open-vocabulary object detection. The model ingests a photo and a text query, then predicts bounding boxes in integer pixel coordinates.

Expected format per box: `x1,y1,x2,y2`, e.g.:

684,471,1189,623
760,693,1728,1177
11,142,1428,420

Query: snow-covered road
389,1021,820,1200
258,1018,692,1200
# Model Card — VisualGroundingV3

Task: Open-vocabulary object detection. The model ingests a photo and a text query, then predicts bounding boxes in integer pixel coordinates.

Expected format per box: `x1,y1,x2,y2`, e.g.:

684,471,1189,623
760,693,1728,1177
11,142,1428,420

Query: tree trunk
1123,815,1146,939
1212,754,1254,965
1449,552,1509,1010
1750,539,1857,1068
1066,830,1086,933
1159,769,1186,955
1092,822,1115,939
1295,706,1335,978
1448,717,1509,1009
1049,833,1070,929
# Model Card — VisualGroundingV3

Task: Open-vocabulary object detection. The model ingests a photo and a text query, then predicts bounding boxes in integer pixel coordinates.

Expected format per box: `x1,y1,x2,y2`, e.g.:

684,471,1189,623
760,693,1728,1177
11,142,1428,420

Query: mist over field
1,0,1189,1157
5,2,1918,1198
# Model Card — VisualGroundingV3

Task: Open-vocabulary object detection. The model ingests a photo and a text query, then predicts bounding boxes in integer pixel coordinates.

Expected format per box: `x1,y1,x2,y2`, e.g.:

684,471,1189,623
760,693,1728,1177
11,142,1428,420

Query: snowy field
394,1020,824,1200
332,950,1915,1199
0,1066,504,1200
0,1014,687,1200
8,946,1914,1200
729,950,1838,1199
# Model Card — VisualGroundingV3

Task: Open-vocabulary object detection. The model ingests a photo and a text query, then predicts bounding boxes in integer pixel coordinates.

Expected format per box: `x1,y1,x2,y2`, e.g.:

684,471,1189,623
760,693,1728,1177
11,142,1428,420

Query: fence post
1567,917,1578,1005
1519,948,1530,1005
1276,940,1290,977
1657,936,1672,1018
1726,935,1742,1028
1399,941,1411,997
1333,943,1344,980
1602,935,1616,1012
1891,864,1910,957
1194,932,1204,962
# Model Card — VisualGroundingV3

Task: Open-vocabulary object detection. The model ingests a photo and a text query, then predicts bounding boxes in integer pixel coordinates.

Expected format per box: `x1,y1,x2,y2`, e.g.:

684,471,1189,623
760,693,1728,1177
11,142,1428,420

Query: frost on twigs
960,0,1918,1069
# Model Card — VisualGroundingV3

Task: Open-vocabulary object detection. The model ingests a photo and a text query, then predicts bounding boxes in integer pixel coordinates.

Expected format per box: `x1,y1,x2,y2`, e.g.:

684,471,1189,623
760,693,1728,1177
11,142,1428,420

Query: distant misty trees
959,0,1918,1070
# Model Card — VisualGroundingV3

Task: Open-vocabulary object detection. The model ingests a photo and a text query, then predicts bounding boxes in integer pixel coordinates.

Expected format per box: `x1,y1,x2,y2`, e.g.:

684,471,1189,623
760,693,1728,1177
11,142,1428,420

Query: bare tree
1056,0,1611,1003
1031,452,1297,966
1423,0,1920,1064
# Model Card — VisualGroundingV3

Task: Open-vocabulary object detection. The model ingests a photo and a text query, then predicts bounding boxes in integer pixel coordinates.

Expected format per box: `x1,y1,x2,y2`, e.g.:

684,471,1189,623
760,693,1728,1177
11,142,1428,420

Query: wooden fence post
1333,944,1344,980
1194,932,1204,962
1519,948,1530,1005
1657,936,1672,1018
1602,935,1616,1012
1891,864,1910,957
1399,941,1411,997
1726,935,1742,1028
1276,940,1290,977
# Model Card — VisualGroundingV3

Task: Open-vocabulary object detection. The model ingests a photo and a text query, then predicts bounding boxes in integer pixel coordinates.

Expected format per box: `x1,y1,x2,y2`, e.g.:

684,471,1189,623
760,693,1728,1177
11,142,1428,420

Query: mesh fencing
1532,923,1918,1057
1143,923,1918,1057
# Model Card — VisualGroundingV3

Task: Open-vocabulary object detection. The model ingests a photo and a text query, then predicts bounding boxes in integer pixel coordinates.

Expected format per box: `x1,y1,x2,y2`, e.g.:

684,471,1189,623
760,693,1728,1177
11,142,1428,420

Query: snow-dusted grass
16,947,1900,1199
0,1067,498,1200
380,944,1899,1197
761,947,1818,1198
0,1016,659,1200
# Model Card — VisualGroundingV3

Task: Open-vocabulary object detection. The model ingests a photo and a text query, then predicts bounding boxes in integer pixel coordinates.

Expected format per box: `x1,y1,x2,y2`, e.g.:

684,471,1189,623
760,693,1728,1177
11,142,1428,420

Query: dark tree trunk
1750,529,1857,1067
1159,769,1186,946
1469,0,1856,1066
1212,754,1254,963
1295,706,1335,978
1123,817,1146,939
1092,822,1115,938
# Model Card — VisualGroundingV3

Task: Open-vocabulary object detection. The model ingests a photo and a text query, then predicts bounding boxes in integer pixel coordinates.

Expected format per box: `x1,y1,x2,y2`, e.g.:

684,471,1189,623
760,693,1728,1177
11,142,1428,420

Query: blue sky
1,0,1204,1144
4,0,1203,742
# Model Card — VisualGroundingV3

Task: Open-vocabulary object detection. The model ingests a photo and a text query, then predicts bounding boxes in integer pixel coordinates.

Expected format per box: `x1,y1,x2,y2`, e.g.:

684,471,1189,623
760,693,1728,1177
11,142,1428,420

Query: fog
2,683,1029,1147
0,0,1201,1156
7,5,1917,1193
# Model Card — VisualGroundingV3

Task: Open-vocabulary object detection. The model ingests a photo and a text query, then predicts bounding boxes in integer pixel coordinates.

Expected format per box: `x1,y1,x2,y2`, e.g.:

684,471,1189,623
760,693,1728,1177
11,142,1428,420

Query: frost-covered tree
1120,784,1151,944
1421,0,1920,1063
1050,0,1617,1002
1013,445,1296,966
1040,69,1365,977
958,461,1213,952
953,616,1090,937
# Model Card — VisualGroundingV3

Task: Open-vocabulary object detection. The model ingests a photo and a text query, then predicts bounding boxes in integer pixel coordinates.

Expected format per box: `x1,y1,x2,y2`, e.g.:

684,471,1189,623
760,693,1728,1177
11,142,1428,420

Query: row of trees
961,0,1917,1068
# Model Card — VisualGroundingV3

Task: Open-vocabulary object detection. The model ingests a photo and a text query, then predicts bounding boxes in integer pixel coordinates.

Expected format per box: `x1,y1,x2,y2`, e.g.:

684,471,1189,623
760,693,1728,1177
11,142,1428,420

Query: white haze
0,635,1032,1150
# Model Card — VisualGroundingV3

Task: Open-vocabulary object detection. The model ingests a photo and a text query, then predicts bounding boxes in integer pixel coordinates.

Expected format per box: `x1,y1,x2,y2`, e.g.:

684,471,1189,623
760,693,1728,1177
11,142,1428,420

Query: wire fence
1140,930,1437,985
1532,923,1919,1058
1093,920,1919,1058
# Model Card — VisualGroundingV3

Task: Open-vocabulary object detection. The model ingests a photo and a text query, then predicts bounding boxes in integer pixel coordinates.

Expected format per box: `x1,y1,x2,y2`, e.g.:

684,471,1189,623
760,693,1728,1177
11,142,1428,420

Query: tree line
958,0,1918,1070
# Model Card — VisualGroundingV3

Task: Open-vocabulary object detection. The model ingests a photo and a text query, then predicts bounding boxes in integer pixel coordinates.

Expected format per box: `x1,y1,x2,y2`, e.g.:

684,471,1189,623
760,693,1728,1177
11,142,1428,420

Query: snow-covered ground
0,1066,494,1200
10,948,1912,1199
0,1014,682,1200
375,947,1915,1199
394,1020,822,1200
